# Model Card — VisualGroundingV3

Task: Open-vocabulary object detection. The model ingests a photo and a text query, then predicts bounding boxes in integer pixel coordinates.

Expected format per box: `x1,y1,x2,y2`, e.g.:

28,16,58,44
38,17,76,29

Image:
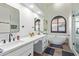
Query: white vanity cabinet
34,36,48,54
0,35,47,56
42,36,48,51
4,43,33,56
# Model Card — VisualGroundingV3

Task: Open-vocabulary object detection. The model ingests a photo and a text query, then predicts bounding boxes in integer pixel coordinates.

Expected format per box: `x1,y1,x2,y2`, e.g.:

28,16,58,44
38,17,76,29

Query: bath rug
50,44,63,49
62,51,75,56
44,47,55,55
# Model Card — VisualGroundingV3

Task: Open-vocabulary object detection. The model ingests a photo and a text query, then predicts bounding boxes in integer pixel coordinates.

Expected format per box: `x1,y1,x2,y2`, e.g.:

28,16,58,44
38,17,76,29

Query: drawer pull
28,53,31,56
73,43,75,45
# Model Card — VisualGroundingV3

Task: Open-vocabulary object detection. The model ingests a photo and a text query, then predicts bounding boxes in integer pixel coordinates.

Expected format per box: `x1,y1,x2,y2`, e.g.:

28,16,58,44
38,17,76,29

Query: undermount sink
0,40,24,47
0,40,24,53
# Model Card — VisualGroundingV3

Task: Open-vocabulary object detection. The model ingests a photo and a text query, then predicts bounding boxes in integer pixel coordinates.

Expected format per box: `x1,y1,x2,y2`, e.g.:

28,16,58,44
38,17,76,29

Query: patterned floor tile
62,51,75,56
34,43,74,56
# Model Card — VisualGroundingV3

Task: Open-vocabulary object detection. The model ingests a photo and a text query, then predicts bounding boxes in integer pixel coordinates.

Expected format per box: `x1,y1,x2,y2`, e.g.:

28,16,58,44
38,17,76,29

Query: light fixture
54,3,63,7
37,11,42,14
33,13,38,17
29,4,34,9
0,6,2,7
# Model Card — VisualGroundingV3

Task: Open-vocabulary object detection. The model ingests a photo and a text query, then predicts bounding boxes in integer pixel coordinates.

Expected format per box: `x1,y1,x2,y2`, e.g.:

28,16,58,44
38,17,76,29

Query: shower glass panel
73,14,79,53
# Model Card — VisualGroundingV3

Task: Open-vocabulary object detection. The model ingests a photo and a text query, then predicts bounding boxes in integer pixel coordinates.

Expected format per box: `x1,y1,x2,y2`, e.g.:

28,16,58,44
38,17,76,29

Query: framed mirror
34,18,40,34
0,3,20,33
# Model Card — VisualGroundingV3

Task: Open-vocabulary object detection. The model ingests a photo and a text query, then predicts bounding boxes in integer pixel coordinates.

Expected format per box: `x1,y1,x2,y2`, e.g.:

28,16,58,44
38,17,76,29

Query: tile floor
34,43,75,56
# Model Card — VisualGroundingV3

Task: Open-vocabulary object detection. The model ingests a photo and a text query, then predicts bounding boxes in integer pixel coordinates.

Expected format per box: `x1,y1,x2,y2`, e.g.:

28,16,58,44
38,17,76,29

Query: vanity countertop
0,34,45,56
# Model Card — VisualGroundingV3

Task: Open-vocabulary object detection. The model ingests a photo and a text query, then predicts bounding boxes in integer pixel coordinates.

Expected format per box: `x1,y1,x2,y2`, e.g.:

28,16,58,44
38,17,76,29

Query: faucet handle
0,39,6,43
0,48,3,53
10,33,13,36
3,40,6,43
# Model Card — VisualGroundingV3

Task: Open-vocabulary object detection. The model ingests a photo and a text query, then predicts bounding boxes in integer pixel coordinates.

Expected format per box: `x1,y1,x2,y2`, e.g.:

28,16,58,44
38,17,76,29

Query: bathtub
48,35,67,45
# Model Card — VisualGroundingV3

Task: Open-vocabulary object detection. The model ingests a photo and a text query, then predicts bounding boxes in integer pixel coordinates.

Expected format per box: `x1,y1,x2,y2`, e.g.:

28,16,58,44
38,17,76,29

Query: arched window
51,16,66,33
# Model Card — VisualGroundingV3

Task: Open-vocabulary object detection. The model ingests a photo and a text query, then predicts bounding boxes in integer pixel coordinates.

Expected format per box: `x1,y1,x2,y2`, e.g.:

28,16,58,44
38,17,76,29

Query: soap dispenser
17,35,20,40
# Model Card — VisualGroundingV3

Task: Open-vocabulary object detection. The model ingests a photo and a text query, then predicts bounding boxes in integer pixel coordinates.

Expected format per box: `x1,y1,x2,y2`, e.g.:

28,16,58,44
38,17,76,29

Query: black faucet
0,39,6,44
9,33,13,42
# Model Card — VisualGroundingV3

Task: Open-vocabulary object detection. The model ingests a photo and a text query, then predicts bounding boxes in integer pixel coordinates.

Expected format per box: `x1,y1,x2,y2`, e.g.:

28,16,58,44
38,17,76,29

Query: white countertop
0,34,45,56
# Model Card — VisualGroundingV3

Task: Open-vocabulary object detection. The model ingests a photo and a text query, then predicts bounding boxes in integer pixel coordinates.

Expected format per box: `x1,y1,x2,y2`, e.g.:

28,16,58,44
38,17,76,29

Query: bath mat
62,51,75,56
44,47,55,55
50,44,63,49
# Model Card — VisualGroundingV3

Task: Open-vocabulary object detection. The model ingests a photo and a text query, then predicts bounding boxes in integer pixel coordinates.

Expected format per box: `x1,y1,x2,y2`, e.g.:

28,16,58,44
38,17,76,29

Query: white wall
0,3,42,43
42,4,72,45
36,3,72,36
7,3,43,37
47,4,71,35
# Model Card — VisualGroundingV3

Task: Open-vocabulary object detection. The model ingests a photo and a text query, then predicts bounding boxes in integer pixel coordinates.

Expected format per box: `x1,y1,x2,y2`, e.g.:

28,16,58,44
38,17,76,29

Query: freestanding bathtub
48,35,67,45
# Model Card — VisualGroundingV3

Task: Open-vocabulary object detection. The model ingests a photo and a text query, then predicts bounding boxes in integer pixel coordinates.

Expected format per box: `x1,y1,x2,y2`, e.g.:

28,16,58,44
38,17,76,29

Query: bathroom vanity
0,35,48,56
0,3,48,56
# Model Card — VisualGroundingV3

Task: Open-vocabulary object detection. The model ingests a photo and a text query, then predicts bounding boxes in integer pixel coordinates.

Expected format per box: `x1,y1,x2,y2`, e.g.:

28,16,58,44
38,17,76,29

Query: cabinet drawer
42,38,48,45
21,48,33,56
34,39,40,44
5,43,33,56
24,43,33,50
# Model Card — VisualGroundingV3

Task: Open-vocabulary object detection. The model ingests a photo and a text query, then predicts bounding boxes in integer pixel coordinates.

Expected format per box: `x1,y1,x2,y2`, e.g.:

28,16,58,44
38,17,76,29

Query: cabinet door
5,43,33,56
0,5,10,33
34,40,43,54
25,48,33,56
42,36,48,51
21,48,33,56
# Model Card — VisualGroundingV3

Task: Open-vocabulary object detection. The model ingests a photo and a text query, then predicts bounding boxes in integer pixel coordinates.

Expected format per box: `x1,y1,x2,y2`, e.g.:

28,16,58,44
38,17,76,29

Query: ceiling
35,3,72,14
20,3,43,16
35,3,53,14
21,3,79,19
35,3,72,19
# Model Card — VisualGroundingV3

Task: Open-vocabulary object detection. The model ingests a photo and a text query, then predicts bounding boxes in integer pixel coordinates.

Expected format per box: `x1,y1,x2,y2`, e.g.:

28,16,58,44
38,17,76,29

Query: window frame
51,16,66,33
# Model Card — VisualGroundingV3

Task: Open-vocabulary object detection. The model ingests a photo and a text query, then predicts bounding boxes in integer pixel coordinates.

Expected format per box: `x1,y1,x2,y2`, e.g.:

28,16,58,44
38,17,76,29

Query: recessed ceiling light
37,11,41,14
0,6,2,7
54,3,63,7
29,5,34,8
